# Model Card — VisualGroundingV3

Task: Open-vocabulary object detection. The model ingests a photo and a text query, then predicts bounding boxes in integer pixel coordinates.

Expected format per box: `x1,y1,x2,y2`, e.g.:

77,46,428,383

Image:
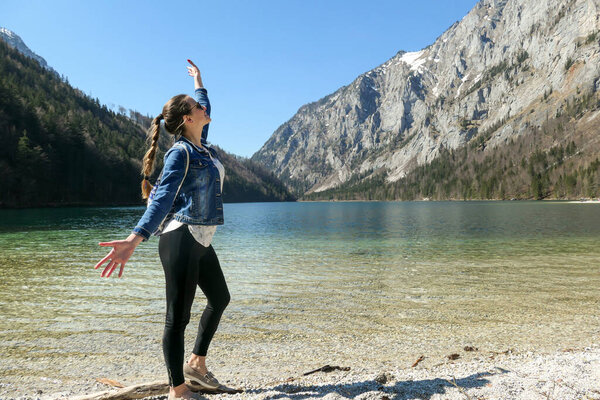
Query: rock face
252,0,600,195
0,27,57,74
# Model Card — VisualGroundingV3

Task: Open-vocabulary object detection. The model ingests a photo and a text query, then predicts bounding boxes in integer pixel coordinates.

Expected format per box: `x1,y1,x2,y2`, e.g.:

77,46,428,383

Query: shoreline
297,198,600,203
3,345,599,400
1,198,600,210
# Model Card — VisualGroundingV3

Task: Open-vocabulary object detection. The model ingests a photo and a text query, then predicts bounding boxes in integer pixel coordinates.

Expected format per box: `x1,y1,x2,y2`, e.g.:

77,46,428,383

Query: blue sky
1,0,479,157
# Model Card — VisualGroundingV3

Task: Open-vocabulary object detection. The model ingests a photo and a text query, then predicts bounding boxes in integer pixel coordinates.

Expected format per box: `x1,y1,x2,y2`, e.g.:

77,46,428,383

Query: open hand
94,235,141,278
187,59,200,78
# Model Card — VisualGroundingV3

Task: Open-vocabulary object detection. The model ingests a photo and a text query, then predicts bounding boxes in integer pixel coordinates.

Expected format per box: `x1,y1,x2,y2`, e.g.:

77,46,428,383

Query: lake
0,201,599,394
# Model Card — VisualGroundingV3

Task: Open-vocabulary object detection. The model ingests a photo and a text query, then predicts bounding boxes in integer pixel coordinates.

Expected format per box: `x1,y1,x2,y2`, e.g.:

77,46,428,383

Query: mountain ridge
252,0,600,200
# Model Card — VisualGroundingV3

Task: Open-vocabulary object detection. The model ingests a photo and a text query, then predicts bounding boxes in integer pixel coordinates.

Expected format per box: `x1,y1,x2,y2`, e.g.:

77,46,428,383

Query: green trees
0,39,148,207
0,39,294,207
302,97,600,202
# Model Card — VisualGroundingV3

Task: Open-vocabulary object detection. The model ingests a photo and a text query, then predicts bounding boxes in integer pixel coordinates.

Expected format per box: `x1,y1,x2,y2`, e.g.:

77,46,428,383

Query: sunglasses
191,102,206,112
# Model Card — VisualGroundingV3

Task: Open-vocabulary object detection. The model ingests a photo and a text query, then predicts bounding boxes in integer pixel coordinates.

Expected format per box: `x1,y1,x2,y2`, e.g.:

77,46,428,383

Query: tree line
0,39,294,208
304,90,600,201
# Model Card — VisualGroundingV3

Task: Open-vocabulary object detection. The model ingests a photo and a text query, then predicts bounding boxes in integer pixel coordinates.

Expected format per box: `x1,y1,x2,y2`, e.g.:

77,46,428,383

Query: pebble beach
2,344,599,400
228,346,600,400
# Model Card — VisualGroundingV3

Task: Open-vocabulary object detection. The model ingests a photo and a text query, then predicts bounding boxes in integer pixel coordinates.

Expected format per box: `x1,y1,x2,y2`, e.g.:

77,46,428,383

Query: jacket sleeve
196,88,211,144
132,147,188,240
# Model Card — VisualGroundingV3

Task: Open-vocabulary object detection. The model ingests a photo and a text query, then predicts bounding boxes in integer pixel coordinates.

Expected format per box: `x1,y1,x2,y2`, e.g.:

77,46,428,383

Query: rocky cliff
0,27,58,75
252,0,600,197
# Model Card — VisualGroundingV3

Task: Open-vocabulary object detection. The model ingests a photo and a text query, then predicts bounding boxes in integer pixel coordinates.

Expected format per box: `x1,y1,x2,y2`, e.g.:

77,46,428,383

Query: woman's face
184,96,211,128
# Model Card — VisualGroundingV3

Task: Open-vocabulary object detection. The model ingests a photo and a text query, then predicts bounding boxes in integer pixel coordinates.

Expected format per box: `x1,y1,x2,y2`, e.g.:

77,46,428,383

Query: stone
374,372,394,384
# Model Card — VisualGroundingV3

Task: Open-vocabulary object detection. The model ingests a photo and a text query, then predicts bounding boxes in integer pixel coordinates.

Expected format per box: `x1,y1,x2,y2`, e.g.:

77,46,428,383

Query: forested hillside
304,92,600,201
217,148,296,202
0,38,147,207
0,38,294,207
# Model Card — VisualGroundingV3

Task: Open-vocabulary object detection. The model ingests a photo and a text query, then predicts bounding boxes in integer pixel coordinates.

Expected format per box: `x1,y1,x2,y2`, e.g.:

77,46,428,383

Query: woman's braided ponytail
140,114,164,199
139,94,192,200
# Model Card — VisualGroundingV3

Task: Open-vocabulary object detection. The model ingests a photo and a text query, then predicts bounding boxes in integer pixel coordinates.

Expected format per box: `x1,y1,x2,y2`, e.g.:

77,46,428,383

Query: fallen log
264,364,352,386
95,378,125,388
68,380,242,400
303,365,350,376
68,380,168,400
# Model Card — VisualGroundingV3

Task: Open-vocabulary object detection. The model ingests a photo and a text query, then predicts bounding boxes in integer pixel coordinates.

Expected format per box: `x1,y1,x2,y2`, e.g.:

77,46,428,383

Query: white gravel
4,345,599,400
226,346,600,400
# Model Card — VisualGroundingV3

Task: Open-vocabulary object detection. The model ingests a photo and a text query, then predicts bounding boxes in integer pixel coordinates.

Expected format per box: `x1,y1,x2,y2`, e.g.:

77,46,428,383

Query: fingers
105,262,118,278
96,243,126,278
102,260,122,278
98,259,125,278
94,251,113,269
186,59,199,76
101,261,115,277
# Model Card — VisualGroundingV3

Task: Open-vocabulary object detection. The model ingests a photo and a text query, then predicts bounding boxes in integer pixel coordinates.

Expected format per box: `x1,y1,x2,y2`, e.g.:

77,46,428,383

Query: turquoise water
0,201,599,390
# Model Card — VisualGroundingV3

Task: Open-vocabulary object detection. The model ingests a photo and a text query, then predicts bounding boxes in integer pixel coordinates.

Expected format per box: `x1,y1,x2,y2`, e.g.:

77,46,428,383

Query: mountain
0,28,161,123
252,0,600,200
0,27,58,75
0,33,294,208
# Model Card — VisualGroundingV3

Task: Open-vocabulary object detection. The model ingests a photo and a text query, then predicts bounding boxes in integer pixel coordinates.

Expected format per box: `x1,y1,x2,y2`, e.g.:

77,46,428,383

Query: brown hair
141,94,193,199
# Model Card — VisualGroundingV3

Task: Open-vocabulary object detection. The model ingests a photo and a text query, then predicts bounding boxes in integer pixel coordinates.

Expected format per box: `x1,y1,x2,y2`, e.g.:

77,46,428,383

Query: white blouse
161,147,225,247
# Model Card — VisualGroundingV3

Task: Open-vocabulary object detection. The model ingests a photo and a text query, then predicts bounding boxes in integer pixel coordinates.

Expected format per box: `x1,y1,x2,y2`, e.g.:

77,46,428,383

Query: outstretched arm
94,147,188,278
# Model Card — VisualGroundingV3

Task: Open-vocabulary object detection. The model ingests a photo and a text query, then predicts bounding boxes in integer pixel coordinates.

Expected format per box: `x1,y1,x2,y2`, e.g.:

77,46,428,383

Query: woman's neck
184,135,203,149
182,128,205,149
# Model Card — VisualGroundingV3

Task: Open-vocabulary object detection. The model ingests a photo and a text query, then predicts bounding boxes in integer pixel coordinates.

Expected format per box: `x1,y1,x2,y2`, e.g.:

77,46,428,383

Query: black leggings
158,225,230,387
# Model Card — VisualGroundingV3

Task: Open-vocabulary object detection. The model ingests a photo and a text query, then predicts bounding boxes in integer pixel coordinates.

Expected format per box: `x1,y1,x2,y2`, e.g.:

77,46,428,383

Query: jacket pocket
190,159,208,169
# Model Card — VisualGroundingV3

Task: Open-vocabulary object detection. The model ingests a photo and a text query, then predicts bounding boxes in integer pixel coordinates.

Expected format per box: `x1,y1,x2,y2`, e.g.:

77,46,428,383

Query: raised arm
187,59,211,144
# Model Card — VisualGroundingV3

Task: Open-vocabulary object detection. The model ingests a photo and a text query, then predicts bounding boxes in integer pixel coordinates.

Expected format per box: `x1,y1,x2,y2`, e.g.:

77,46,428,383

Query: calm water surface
0,201,599,389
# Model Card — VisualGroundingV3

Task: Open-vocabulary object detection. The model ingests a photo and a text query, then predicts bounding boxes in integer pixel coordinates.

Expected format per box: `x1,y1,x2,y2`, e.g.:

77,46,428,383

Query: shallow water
0,201,599,394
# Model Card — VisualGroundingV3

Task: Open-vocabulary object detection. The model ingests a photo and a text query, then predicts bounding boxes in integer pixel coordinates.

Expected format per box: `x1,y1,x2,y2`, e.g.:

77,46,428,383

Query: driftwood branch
411,355,425,367
263,364,352,387
69,364,349,399
68,380,242,400
303,365,350,376
69,380,168,400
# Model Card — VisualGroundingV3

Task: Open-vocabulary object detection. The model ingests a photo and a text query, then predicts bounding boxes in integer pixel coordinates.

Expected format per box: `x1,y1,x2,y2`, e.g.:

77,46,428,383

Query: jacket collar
178,136,210,154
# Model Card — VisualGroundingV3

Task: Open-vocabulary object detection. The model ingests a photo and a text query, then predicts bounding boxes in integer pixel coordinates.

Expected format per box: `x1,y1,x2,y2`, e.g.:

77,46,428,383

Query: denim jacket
132,88,224,241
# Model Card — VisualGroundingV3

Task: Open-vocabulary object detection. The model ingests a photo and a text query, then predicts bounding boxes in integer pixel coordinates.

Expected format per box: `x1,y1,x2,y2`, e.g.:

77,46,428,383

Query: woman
94,60,230,400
